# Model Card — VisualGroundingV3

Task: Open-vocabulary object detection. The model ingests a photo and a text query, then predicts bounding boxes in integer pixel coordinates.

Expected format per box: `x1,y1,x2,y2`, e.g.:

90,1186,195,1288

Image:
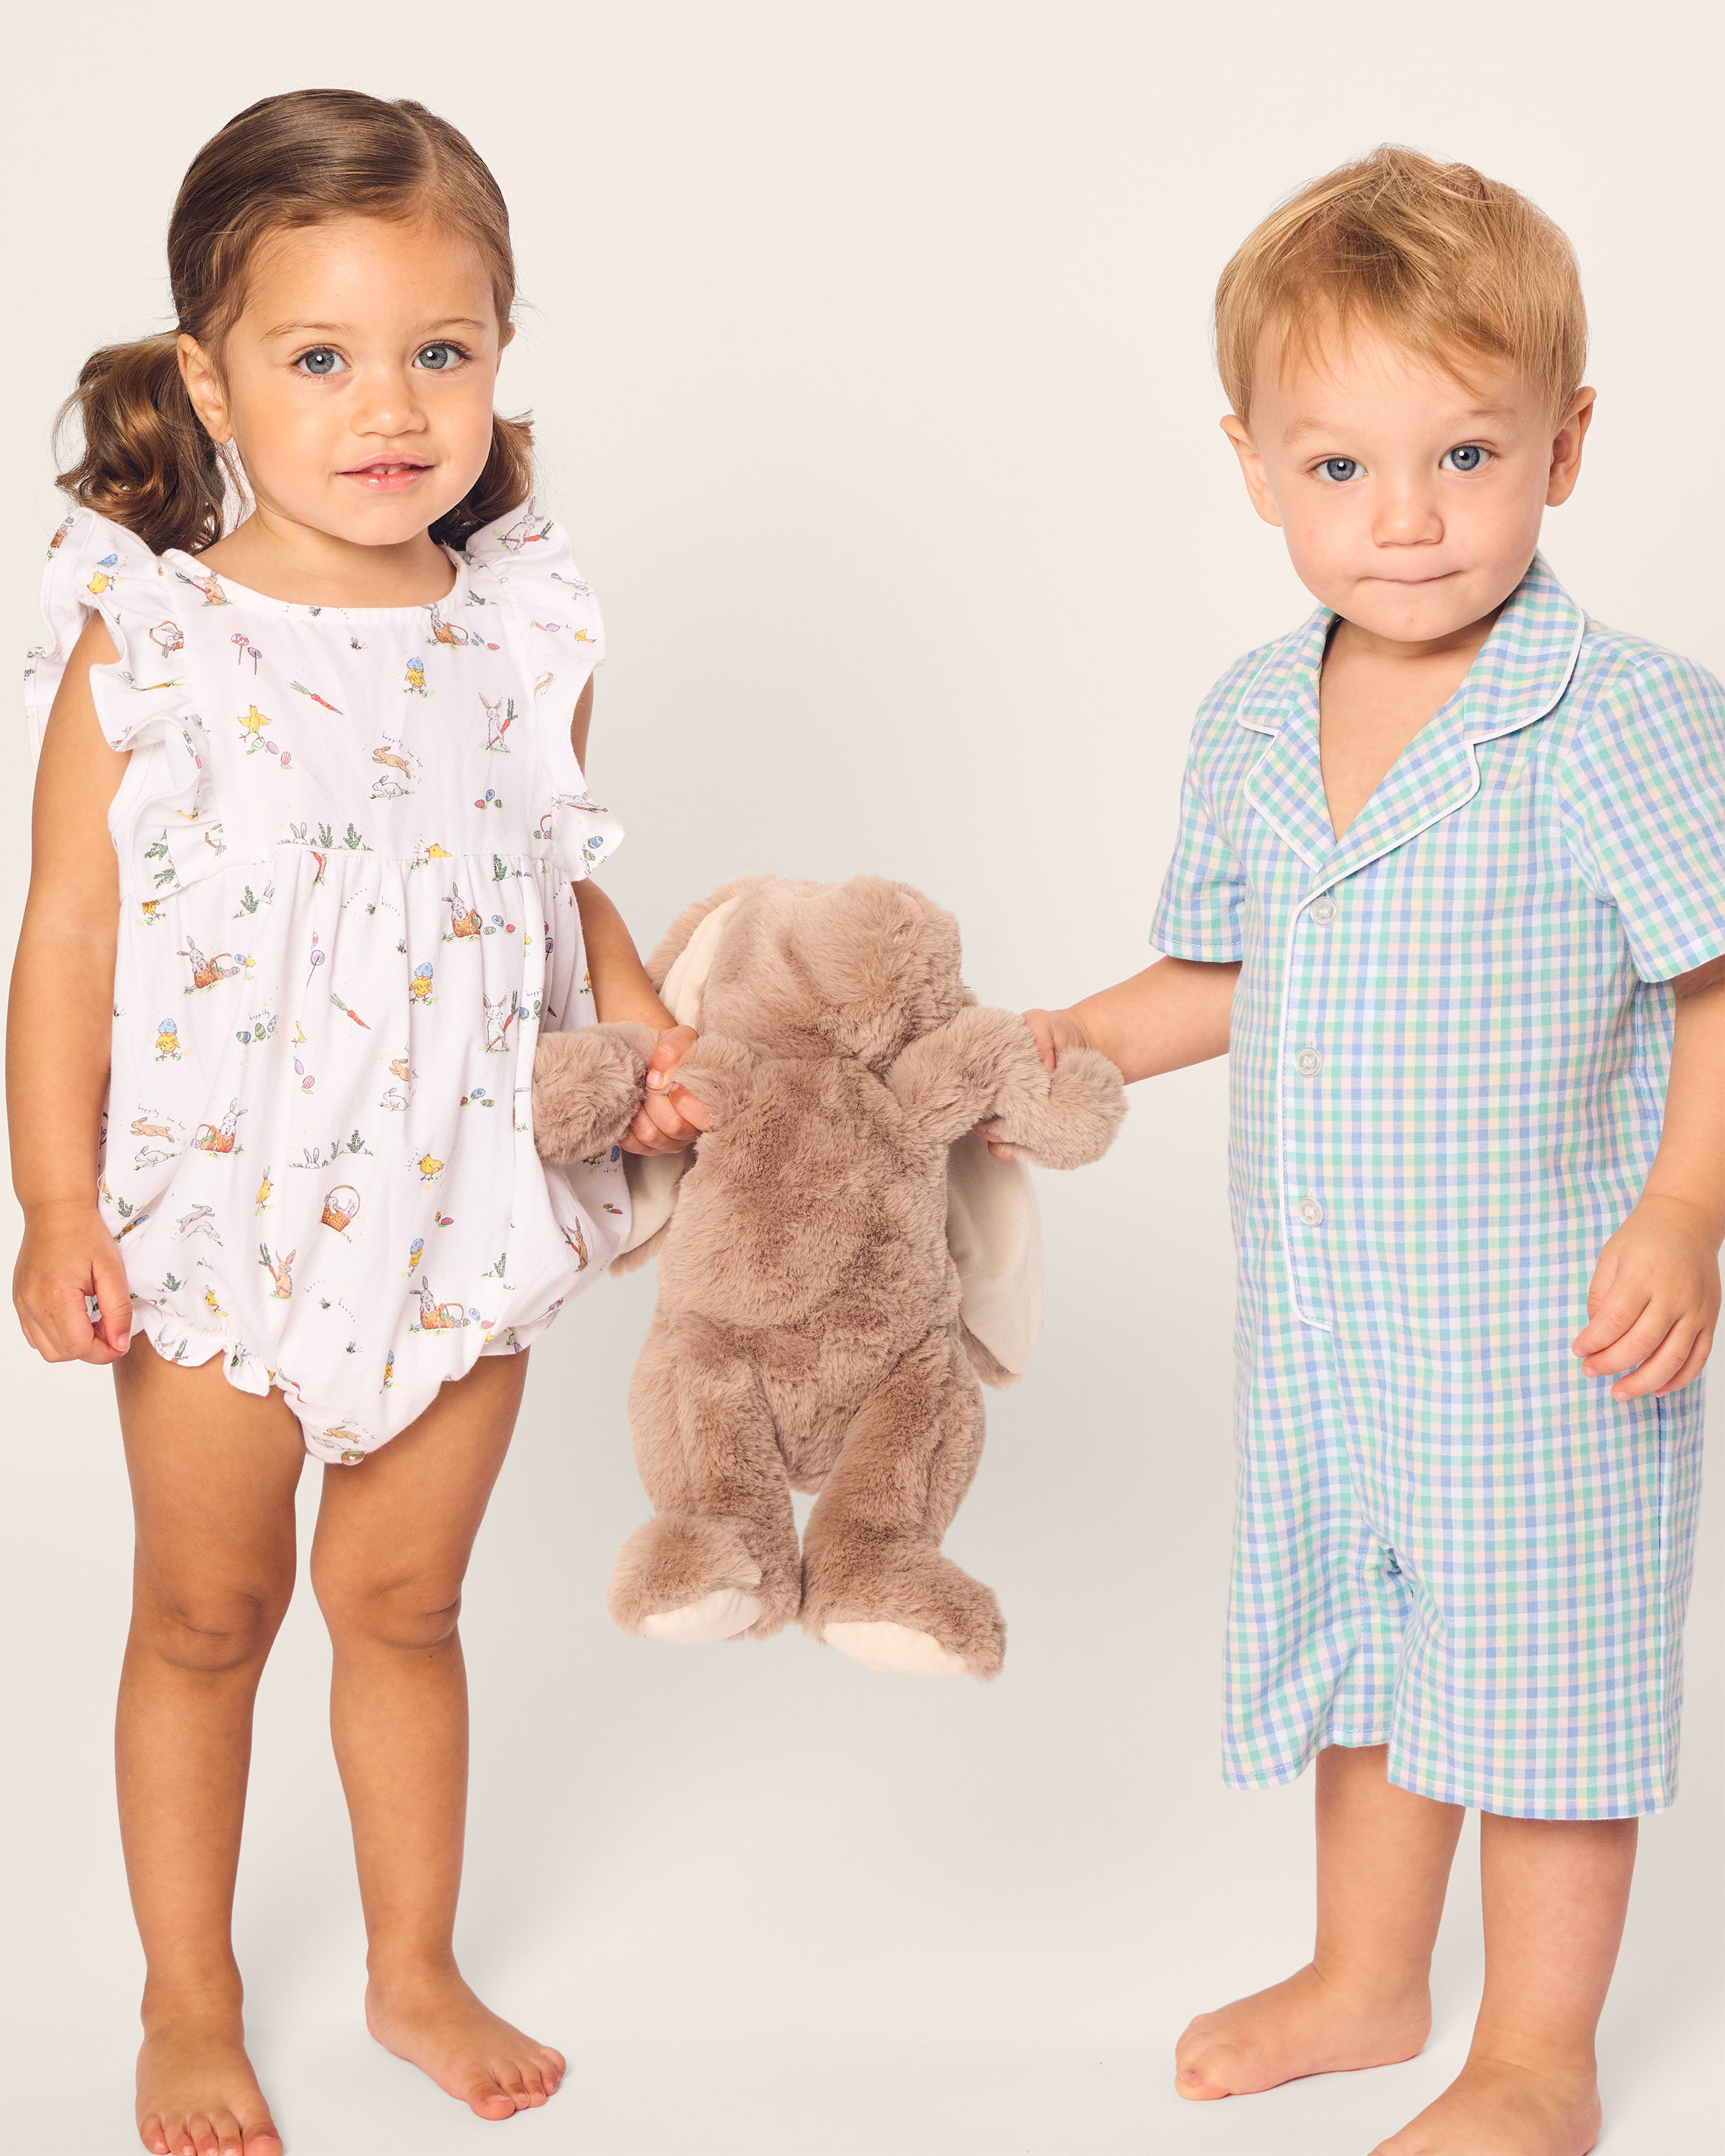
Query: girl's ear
178,333,232,446
500,320,517,351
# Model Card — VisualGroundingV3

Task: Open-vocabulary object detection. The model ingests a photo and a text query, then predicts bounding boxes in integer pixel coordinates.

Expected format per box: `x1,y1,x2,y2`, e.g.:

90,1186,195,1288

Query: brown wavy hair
56,90,533,556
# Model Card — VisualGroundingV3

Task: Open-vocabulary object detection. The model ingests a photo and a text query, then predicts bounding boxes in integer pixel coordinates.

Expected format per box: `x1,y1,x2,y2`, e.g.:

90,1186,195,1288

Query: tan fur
533,875,1126,1678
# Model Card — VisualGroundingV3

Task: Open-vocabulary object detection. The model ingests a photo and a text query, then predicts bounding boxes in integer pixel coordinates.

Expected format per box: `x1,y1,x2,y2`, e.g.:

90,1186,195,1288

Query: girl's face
179,213,511,551
1221,325,1594,648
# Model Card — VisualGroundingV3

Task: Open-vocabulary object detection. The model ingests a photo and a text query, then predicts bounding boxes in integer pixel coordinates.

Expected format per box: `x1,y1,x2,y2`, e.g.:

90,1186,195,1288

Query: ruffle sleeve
461,500,623,879
27,509,227,916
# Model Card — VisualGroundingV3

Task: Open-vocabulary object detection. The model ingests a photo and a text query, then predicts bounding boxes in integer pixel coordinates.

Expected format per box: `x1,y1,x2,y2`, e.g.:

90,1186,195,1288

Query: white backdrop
1,5,1718,2151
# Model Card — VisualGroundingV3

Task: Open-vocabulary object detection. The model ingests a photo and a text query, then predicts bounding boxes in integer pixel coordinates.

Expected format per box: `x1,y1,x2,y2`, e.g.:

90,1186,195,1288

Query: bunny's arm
663,1033,760,1126
887,1005,1126,1168
532,1021,659,1163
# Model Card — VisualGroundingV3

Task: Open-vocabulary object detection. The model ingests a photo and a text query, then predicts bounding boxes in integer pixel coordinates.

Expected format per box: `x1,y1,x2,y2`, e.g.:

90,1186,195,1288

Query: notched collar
1236,554,1587,889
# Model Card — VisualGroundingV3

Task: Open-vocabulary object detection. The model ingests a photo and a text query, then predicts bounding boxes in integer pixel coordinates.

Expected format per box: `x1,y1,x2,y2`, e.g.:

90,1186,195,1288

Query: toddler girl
9,89,703,2156
1005,149,1725,2155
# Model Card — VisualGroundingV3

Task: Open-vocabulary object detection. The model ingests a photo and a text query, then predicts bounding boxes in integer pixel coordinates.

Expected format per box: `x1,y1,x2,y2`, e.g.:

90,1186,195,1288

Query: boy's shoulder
1561,616,1725,757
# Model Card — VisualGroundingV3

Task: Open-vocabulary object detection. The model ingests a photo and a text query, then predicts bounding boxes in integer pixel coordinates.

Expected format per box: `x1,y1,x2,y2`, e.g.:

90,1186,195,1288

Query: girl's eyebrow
264,316,490,339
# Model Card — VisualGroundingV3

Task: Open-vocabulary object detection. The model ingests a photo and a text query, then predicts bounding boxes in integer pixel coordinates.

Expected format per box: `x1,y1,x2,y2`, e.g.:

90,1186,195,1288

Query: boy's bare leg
116,1338,306,2156
1176,1743,1463,2099
1372,1812,1635,2156
308,1350,566,2121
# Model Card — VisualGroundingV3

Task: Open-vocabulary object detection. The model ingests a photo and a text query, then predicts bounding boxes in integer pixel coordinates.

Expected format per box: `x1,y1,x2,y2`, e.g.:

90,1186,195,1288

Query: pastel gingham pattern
1152,556,1725,1819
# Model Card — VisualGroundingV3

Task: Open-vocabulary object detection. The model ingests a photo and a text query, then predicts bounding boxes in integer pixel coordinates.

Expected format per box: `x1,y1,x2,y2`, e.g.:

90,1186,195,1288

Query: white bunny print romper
27,502,629,1462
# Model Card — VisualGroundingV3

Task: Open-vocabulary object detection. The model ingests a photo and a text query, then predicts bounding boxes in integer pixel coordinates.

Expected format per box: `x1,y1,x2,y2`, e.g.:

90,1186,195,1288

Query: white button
1296,1194,1325,1226
1310,896,1338,925
1294,1048,1323,1077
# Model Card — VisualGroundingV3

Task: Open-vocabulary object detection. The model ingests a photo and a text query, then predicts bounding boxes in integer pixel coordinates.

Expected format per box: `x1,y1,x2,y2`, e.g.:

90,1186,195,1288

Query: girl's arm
8,614,135,1361
1572,952,1725,1398
568,676,710,1156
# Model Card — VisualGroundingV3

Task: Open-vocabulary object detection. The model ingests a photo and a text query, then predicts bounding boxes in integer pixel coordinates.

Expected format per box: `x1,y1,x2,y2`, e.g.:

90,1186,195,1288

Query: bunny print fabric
27,502,628,1462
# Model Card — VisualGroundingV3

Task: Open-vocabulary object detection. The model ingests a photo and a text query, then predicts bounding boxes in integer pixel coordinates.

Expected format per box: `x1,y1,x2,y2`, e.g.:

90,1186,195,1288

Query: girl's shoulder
27,508,196,755
456,499,604,660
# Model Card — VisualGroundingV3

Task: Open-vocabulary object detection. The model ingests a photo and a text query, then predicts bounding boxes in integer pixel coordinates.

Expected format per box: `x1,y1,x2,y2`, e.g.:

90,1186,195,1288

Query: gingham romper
1151,556,1725,1819
26,501,629,1465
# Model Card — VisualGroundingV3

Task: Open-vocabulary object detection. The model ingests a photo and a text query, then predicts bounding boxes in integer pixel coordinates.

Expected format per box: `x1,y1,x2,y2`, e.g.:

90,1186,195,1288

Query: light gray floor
3,1218,1719,2154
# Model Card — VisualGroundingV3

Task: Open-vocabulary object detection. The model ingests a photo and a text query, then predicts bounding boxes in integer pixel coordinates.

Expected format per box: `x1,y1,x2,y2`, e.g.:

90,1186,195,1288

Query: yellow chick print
404,657,428,695
238,704,270,744
424,842,453,861
255,1167,272,1215
205,1287,229,1320
418,1154,445,1185
155,1018,182,1060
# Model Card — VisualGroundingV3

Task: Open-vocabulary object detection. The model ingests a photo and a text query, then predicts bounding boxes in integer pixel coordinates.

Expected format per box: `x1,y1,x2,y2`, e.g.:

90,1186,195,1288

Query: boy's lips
340,459,433,493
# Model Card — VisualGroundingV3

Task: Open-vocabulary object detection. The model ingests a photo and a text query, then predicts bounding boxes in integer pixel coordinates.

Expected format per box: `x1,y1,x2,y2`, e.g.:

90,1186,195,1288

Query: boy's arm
987,956,1238,1156
1572,953,1725,1398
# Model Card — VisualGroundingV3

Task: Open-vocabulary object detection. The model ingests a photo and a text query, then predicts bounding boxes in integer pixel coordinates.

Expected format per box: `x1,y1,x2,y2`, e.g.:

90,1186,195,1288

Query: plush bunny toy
532,875,1126,1678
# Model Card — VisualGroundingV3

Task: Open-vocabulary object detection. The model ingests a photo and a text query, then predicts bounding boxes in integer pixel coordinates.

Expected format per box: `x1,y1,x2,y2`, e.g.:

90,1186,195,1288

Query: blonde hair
1215,144,1587,421
56,89,534,557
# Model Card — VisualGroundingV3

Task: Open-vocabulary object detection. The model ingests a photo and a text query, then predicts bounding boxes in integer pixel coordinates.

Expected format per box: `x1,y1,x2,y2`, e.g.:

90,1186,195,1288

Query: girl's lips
340,462,432,494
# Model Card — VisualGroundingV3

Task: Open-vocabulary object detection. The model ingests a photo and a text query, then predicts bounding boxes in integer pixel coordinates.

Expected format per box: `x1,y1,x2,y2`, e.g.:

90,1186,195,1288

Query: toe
538,2045,567,2086
1175,2055,1230,2101
190,2114,221,2156
140,2117,170,2156
242,2127,283,2156
209,2109,243,2156
466,2076,518,2121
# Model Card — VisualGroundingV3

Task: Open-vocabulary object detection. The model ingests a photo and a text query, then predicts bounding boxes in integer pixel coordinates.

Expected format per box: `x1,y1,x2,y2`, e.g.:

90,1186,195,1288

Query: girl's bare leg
308,1350,566,2120
1372,1812,1636,2156
116,1338,307,2156
1176,1743,1465,2099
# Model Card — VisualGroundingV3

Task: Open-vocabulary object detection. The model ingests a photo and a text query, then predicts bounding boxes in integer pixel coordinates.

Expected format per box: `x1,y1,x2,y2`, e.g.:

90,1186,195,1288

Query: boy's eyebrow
1282,402,1519,446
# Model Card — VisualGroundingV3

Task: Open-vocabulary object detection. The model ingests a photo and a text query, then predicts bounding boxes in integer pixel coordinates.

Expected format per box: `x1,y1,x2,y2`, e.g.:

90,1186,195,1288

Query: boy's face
1222,325,1593,644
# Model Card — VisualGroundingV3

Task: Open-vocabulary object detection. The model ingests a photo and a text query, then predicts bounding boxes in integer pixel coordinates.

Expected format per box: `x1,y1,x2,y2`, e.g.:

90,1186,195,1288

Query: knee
312,1562,465,1654
134,1577,290,1674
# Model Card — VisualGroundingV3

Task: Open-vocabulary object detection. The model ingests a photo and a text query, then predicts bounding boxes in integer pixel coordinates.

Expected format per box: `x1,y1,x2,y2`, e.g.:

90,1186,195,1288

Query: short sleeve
1150,757,1246,962
461,501,622,880
1558,650,1725,982
26,510,224,913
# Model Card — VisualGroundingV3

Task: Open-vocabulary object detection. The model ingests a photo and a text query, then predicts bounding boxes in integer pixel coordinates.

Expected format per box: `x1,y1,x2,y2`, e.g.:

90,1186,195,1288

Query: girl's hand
1572,1194,1723,1400
985,1008,1094,1158
13,1200,133,1364
622,1026,714,1156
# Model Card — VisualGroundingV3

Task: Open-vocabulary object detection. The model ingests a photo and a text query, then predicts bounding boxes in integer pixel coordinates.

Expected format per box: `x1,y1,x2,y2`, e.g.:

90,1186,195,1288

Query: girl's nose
349,370,428,442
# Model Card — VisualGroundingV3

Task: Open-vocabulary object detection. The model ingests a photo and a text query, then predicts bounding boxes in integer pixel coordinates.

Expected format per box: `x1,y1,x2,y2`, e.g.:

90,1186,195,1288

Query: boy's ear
1546,386,1596,508
1220,415,1282,529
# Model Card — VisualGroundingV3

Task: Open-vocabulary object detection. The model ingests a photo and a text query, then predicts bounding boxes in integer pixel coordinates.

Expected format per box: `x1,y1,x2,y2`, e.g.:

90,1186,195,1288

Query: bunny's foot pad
821,1619,970,1677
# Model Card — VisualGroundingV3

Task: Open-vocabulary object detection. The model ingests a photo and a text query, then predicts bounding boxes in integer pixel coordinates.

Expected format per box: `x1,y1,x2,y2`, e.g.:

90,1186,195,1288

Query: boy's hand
622,1025,715,1156
985,1008,1095,1158
1572,1194,1722,1399
14,1200,132,1364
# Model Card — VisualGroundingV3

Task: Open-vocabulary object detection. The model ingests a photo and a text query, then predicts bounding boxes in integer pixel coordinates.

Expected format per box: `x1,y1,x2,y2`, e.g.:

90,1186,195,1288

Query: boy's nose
1371,485,1444,548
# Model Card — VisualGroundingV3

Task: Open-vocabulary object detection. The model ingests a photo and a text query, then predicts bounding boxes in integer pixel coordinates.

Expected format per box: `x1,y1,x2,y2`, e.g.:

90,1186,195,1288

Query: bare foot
137,2011,282,2156
366,1963,566,2120
1371,2053,1601,2154
1174,1963,1431,2100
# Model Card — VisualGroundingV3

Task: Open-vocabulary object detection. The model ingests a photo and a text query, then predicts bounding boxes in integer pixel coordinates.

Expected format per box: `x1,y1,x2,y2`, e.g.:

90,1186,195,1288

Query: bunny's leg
799,1327,1003,1679
607,1312,801,1644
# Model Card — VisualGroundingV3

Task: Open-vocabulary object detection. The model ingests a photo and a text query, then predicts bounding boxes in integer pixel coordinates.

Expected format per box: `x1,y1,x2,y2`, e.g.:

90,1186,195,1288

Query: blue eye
296,348,344,377
415,344,464,371
1317,457,1361,483
1440,443,1489,472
